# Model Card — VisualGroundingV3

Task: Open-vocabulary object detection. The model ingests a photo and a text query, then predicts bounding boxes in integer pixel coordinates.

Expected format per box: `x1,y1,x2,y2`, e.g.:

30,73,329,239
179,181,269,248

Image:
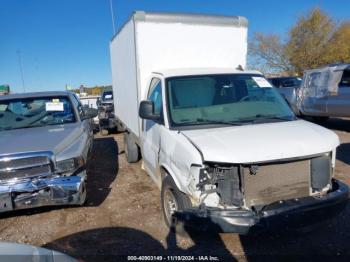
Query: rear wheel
161,175,192,234
124,132,140,163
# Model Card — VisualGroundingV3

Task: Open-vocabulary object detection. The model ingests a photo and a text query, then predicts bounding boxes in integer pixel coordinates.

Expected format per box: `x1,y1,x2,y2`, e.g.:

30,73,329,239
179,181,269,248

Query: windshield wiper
180,118,243,126
239,114,295,123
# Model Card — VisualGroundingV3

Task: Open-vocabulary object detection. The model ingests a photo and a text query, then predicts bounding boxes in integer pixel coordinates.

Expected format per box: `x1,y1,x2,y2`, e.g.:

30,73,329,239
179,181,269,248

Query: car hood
0,123,82,157
181,120,339,163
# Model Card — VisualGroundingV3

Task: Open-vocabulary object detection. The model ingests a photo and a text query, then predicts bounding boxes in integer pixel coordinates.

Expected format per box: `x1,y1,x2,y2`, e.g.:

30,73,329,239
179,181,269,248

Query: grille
0,155,52,181
243,159,310,207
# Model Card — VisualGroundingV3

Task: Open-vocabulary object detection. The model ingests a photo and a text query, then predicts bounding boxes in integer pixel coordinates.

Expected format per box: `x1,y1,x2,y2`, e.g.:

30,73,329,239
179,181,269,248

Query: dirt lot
0,118,349,261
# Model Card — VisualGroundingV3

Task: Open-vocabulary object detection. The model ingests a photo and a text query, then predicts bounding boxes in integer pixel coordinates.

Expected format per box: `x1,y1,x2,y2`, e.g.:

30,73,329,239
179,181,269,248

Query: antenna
109,0,116,35
16,49,26,93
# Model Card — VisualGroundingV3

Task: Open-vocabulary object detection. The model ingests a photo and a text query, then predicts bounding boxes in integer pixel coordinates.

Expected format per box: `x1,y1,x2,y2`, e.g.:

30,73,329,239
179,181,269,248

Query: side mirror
84,107,98,119
139,100,160,120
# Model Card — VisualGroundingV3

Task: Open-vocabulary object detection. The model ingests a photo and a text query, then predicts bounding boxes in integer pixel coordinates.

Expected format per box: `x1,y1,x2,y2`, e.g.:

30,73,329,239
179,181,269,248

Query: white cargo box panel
110,11,248,137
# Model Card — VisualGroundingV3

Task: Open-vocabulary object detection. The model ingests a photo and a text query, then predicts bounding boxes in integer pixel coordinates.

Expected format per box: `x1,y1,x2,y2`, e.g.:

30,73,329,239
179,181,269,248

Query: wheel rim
163,188,178,225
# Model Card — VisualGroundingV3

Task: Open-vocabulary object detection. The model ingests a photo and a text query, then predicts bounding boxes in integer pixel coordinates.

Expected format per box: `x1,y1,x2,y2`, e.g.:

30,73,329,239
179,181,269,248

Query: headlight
56,157,84,173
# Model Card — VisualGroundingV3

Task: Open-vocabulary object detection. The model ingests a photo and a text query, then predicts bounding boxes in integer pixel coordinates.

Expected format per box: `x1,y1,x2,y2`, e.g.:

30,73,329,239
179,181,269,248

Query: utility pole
16,49,26,93
109,0,116,35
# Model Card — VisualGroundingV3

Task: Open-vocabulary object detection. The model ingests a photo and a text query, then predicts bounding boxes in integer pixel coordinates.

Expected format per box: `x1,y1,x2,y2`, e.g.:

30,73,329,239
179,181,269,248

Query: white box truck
110,11,348,234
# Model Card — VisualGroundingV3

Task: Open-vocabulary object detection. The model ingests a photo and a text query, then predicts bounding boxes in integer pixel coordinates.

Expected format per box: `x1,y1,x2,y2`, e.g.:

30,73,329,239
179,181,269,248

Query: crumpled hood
181,120,339,163
0,123,82,157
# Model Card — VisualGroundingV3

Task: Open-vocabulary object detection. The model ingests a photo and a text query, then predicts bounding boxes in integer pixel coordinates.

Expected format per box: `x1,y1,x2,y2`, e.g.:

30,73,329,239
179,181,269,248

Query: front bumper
174,179,349,234
0,171,86,213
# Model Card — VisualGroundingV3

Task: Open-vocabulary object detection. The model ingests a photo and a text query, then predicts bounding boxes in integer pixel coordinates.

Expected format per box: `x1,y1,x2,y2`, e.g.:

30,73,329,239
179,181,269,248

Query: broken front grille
243,159,311,207
243,155,332,208
0,153,53,182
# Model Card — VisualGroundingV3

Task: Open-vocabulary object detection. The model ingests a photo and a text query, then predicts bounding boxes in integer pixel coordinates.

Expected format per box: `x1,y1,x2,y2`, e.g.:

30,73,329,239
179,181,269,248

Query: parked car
78,94,100,130
0,242,76,262
295,64,350,121
0,91,97,213
268,77,301,114
97,89,119,135
268,77,302,89
110,12,349,234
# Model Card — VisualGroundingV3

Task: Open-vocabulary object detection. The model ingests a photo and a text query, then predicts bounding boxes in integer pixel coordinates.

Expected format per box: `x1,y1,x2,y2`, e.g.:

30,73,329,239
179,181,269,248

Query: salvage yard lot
0,118,349,261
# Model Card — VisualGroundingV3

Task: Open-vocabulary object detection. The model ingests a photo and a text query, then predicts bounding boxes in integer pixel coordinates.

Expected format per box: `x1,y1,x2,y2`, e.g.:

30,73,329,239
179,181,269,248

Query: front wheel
161,175,192,234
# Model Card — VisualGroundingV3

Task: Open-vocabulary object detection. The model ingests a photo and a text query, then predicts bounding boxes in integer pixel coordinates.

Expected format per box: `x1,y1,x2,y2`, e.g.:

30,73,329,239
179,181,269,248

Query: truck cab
136,68,348,234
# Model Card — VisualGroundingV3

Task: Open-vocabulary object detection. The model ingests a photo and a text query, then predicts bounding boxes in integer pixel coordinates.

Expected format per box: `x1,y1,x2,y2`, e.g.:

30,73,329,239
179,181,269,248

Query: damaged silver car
0,91,97,213
284,64,350,120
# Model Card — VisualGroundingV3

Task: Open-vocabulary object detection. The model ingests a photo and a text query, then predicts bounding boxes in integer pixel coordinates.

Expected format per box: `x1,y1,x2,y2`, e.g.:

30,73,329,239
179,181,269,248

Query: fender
159,163,191,195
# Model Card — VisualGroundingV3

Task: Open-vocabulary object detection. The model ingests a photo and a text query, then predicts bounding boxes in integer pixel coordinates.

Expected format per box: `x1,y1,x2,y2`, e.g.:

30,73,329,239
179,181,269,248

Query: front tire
161,175,192,234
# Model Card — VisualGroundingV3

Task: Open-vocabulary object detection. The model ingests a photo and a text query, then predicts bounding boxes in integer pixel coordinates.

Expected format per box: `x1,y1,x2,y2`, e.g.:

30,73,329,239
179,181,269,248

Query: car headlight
56,157,84,174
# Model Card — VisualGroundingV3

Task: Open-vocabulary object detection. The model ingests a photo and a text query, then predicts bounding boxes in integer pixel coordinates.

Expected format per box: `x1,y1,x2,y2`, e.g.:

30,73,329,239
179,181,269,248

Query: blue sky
1,0,349,93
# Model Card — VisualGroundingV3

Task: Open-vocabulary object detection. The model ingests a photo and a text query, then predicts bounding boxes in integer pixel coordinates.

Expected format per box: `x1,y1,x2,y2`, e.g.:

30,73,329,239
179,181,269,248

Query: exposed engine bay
195,154,333,210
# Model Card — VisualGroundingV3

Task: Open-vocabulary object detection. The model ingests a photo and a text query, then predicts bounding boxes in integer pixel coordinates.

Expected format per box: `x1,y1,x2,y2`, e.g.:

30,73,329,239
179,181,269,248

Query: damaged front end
0,152,86,213
176,154,349,234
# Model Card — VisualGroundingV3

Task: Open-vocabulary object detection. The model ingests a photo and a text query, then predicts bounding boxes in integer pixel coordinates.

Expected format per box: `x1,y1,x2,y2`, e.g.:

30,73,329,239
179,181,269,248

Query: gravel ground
0,118,349,261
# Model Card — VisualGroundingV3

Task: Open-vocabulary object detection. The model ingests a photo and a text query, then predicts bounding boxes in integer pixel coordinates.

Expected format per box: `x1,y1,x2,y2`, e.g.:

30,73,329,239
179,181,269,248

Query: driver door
140,78,164,184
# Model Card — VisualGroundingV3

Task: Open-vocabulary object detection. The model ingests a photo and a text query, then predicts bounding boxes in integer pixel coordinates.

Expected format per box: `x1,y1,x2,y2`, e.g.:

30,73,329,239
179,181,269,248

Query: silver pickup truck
297,64,350,119
0,91,97,213
273,65,350,120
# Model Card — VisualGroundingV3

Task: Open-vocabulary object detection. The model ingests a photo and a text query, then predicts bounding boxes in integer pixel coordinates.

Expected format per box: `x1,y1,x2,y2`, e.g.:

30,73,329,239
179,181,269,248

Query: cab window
339,70,350,87
70,94,85,120
147,78,163,116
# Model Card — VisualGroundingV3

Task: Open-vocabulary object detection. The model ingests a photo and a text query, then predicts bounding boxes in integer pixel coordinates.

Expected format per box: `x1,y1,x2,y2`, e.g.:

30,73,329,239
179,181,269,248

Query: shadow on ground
44,227,234,261
239,203,350,260
86,136,119,206
337,143,350,165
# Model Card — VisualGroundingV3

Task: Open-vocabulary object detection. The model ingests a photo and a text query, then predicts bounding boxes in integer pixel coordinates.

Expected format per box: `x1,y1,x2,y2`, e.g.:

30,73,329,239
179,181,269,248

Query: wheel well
159,165,187,196
160,166,168,183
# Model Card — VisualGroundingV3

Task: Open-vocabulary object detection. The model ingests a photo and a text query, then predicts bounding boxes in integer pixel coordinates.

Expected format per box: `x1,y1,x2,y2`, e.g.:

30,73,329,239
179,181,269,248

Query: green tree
286,8,335,75
249,7,350,76
325,21,350,64
249,33,293,75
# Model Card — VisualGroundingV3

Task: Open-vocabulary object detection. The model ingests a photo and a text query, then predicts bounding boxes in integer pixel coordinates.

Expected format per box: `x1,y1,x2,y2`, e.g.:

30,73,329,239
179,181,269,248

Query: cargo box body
110,11,248,137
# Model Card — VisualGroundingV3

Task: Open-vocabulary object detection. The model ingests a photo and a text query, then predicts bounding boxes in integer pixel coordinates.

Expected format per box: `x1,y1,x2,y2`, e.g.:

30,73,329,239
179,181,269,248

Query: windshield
0,96,76,131
102,91,113,101
166,74,295,128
